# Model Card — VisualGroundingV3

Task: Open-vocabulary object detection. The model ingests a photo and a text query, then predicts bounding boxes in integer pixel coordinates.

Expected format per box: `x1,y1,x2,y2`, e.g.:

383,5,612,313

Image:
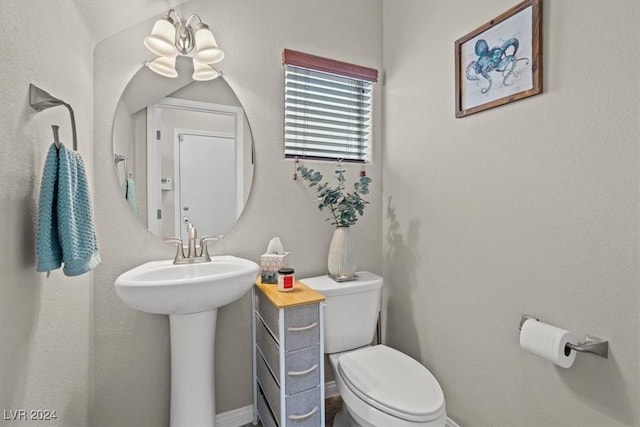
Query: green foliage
297,162,372,227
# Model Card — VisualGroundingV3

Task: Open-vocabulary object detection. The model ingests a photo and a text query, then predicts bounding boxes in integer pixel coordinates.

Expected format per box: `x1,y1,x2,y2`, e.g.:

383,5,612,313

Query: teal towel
37,143,101,276
122,178,139,218
36,143,62,272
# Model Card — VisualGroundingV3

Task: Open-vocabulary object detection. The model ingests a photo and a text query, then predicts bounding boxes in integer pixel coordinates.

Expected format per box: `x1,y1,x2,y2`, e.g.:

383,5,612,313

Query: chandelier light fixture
144,9,224,81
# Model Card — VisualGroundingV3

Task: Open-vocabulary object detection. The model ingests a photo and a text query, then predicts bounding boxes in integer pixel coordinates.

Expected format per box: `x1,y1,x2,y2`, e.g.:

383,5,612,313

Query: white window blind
283,50,377,163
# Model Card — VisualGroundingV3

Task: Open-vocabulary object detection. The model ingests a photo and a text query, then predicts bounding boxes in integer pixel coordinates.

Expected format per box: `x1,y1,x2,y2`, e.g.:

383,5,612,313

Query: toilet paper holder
520,315,609,359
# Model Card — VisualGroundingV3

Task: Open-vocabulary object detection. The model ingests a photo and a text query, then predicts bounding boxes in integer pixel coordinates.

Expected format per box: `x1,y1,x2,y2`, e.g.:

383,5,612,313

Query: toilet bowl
330,346,446,427
301,272,447,427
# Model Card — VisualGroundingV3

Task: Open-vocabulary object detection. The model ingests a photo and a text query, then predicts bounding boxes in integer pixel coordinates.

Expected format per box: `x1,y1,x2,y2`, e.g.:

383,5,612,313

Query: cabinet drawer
257,388,278,427
255,289,280,339
256,317,281,377
285,386,321,427
284,305,320,351
255,291,320,351
257,350,282,421
284,346,321,395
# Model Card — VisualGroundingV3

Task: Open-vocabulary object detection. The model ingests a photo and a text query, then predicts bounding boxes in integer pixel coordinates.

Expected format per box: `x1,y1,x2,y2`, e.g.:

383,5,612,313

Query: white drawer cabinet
253,280,325,427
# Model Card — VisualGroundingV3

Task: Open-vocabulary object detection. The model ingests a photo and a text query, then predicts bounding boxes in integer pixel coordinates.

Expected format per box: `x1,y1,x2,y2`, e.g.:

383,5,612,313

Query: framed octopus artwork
455,0,542,118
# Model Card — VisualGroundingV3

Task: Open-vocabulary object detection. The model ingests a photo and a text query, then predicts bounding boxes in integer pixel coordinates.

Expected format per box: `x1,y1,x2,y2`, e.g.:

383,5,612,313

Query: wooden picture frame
455,0,542,118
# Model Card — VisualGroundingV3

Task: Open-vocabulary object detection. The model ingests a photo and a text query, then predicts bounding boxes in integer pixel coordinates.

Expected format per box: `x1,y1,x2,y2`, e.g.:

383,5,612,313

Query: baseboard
446,417,461,427
215,404,254,427
325,380,339,398
325,381,460,427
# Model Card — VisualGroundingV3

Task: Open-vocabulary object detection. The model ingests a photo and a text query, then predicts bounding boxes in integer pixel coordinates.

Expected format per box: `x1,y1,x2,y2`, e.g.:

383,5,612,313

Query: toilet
301,272,447,427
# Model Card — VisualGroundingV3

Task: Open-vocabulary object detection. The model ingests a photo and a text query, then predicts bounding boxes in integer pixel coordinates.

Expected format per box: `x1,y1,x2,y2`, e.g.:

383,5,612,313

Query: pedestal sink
114,256,259,427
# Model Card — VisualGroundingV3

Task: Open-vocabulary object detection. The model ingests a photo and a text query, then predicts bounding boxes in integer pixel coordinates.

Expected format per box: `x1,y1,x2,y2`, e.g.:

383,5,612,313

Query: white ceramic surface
301,272,382,353
304,273,446,427
114,255,259,426
114,255,259,315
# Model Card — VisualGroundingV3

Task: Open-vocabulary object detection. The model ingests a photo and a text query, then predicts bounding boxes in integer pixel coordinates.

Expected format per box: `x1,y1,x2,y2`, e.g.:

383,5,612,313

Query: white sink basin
115,255,259,315
114,255,259,426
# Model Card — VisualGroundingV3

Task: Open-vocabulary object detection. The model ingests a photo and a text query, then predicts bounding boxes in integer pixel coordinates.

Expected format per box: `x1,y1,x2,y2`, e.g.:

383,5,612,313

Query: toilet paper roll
520,319,578,368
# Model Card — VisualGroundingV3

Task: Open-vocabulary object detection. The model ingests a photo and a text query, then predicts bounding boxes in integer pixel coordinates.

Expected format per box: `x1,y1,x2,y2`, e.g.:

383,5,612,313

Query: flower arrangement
297,163,371,227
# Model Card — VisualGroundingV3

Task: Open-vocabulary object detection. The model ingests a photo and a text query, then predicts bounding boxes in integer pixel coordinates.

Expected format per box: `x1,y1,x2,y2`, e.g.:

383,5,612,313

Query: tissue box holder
260,252,290,284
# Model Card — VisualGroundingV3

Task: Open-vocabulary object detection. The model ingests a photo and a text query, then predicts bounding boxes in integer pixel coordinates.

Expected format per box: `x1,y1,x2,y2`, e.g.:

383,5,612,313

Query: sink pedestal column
169,309,218,427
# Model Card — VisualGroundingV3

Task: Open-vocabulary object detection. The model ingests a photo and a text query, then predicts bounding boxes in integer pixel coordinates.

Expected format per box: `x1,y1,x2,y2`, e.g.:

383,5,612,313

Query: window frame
282,49,378,163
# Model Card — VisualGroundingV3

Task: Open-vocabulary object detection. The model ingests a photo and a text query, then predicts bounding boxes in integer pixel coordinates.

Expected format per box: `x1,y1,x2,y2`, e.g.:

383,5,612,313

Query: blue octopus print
465,38,529,94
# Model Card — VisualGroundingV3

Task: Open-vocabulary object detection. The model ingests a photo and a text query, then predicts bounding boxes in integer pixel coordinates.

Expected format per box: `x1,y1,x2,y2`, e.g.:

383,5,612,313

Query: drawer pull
288,406,318,421
287,321,318,332
288,363,318,377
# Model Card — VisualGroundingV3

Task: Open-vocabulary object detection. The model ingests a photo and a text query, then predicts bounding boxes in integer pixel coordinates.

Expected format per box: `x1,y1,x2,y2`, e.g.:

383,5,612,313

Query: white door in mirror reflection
177,132,238,241
144,98,246,239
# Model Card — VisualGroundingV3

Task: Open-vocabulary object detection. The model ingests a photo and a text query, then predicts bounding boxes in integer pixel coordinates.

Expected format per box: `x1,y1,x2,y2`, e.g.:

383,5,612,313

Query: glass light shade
147,56,178,78
194,28,225,64
144,19,178,58
192,59,220,81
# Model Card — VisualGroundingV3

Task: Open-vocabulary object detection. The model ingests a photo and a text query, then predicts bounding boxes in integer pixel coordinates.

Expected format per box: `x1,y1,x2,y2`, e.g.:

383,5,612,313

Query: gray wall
92,0,382,425
4,1,638,426
0,1,94,426
382,1,639,426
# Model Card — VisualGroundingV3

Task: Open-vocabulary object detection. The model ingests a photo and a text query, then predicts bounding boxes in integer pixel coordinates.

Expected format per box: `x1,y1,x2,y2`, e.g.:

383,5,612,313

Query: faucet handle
164,237,185,263
200,235,224,245
199,235,224,262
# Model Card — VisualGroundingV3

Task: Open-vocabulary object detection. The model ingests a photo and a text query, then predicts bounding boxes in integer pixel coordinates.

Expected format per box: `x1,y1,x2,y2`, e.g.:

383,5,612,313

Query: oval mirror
112,57,254,241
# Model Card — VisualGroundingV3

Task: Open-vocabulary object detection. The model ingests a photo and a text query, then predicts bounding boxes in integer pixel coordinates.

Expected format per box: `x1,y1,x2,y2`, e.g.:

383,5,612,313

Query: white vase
328,226,357,278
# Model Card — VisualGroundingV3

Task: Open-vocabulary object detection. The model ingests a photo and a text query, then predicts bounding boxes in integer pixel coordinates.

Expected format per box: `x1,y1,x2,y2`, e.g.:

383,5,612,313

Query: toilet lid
338,345,445,422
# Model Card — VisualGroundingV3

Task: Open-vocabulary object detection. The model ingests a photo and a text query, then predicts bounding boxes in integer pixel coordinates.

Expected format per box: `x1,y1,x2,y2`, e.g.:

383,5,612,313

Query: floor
247,395,343,426
324,395,343,425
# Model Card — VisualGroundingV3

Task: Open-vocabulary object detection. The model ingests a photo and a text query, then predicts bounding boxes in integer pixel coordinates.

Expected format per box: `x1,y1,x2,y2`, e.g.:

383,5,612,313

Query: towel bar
29,84,78,151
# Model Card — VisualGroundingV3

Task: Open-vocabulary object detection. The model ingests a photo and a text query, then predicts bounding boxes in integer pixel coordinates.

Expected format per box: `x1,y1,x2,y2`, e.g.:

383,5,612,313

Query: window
283,49,378,163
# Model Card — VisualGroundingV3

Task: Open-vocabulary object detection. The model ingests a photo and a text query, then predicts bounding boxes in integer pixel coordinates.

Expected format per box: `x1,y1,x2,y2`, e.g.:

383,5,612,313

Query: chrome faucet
164,224,224,264
187,223,198,258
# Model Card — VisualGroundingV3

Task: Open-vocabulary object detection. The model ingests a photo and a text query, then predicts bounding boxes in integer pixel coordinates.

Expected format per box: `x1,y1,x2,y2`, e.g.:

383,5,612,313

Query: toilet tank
301,272,383,354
